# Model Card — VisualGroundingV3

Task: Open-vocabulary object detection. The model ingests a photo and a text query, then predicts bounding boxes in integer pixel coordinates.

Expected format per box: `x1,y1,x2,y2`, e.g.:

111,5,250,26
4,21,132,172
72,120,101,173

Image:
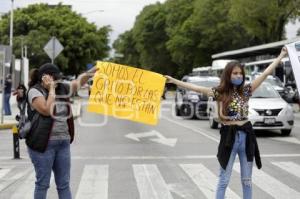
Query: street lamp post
10,0,14,48
9,0,15,89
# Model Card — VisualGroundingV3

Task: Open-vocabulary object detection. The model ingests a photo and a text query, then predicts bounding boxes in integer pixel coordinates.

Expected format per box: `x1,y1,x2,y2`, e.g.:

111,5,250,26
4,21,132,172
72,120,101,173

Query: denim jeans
4,93,11,115
216,130,253,199
28,139,72,199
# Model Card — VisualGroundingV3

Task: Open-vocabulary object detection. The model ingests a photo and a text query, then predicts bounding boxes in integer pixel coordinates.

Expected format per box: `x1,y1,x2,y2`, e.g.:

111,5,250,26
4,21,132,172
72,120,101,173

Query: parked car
175,76,220,119
207,82,294,135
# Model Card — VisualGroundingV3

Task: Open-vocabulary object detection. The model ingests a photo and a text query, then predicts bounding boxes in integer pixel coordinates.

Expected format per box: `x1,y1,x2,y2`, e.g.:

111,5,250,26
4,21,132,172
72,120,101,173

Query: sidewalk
0,95,81,130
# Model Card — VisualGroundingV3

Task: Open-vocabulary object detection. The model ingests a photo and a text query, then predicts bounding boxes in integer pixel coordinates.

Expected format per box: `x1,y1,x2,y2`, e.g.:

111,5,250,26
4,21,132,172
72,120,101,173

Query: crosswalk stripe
10,172,35,199
180,164,240,199
0,167,13,179
272,161,300,179
133,164,173,199
75,165,108,199
0,168,31,192
233,163,300,198
10,171,54,199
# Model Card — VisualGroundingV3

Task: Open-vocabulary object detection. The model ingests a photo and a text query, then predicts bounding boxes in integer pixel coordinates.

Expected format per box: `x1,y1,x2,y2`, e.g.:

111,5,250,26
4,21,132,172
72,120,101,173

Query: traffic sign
43,37,64,63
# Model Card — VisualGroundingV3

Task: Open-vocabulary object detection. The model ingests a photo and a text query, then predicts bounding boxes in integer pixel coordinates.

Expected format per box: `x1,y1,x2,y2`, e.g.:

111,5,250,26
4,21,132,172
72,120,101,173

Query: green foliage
229,0,300,42
132,3,178,75
113,30,140,67
0,3,111,74
113,0,300,78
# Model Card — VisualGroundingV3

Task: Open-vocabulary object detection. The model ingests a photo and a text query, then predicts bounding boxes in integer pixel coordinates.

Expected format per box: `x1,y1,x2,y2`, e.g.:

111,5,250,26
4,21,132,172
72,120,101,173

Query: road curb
0,122,18,130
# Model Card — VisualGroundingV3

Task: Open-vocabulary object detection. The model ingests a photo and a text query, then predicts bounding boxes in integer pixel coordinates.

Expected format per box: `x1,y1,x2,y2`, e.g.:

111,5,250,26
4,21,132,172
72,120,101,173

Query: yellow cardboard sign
87,61,166,125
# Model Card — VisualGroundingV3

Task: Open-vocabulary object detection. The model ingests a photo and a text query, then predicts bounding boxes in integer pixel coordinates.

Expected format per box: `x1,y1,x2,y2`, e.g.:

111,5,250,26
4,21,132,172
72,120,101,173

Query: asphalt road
1,95,300,199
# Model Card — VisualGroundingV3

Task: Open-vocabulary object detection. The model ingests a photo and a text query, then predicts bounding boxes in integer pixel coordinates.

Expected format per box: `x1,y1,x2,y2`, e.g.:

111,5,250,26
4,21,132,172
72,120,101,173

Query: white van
211,59,235,76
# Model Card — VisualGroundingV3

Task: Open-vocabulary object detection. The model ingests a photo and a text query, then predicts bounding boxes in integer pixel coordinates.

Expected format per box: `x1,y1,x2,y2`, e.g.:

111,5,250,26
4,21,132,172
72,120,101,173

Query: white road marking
125,130,177,147
0,167,13,179
167,183,194,199
233,163,300,198
133,164,173,199
0,168,31,192
271,137,300,145
181,164,240,199
75,165,108,199
272,161,300,179
10,172,54,199
162,117,219,142
2,154,300,161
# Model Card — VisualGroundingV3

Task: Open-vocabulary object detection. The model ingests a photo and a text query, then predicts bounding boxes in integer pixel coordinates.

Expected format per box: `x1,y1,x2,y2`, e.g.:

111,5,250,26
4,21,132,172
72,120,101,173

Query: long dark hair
28,68,40,88
215,61,245,116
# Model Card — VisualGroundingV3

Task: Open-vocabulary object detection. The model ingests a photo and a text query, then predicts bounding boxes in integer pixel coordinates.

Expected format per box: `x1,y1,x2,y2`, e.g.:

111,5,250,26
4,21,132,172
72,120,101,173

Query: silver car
207,82,294,136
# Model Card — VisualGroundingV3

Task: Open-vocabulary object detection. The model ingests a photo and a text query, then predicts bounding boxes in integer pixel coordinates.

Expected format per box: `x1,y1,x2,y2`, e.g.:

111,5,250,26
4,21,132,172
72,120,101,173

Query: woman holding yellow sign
25,63,97,199
165,47,288,199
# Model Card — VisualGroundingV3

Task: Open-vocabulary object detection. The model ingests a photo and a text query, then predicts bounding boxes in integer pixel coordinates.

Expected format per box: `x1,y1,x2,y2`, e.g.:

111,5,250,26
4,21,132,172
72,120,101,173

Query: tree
229,0,300,43
113,30,140,67
0,3,111,74
165,0,253,76
132,3,178,75
113,0,300,78
164,0,197,77
114,3,178,75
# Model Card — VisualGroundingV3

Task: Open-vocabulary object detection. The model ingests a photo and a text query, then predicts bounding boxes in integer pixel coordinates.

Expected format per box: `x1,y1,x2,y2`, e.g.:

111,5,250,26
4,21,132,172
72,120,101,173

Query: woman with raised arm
26,63,97,199
165,47,288,199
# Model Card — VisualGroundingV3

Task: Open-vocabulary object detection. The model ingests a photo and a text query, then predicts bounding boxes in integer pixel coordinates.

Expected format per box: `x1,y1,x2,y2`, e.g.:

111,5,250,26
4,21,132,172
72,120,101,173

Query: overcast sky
0,0,166,45
0,0,299,46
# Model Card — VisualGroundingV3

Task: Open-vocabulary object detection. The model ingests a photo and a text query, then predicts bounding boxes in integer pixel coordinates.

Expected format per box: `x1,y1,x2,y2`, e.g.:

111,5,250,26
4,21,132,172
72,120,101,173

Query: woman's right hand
42,75,56,90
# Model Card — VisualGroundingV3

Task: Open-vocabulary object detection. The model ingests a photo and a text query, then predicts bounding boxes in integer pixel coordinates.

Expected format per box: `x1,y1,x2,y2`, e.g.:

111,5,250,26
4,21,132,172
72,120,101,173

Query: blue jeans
28,139,72,199
216,131,253,199
4,93,11,115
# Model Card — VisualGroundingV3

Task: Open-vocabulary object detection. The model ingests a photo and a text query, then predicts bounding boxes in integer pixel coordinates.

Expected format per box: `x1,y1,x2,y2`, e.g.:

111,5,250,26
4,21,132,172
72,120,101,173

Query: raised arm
165,75,213,97
70,66,98,94
251,47,288,92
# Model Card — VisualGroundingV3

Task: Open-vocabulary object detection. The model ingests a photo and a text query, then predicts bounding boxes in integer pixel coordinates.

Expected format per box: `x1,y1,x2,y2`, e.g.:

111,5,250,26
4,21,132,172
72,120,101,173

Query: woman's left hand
86,66,99,77
279,47,288,58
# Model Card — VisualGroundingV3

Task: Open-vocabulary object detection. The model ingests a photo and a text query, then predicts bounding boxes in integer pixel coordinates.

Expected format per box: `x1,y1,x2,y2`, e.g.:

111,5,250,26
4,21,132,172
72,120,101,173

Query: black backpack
16,84,47,139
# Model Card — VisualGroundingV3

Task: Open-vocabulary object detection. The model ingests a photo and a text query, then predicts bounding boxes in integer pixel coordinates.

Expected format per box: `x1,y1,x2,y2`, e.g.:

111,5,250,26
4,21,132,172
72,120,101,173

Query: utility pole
9,0,15,88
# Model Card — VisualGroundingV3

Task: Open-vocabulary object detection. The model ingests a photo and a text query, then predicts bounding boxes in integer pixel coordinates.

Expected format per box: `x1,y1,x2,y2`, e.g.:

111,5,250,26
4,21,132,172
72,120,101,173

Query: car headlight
248,108,259,116
187,94,199,101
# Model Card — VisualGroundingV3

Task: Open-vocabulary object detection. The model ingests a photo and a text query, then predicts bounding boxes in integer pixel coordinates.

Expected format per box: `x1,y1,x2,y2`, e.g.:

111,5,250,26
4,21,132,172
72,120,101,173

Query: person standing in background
4,74,12,115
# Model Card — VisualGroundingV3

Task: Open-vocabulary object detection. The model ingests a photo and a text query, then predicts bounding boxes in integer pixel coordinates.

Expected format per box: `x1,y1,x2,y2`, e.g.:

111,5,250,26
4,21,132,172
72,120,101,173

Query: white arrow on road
125,130,177,147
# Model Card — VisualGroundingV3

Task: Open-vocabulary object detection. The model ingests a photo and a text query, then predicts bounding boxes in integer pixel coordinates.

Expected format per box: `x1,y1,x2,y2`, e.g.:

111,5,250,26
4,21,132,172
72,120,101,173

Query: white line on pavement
0,167,13,179
180,164,240,199
233,163,300,199
271,137,300,145
272,161,300,179
0,168,31,192
75,165,109,199
162,117,219,143
10,172,54,199
2,154,300,162
133,164,173,199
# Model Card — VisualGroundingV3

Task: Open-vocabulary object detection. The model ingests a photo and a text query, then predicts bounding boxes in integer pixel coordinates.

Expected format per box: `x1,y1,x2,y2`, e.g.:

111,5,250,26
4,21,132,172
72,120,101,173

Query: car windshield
190,80,220,87
264,77,283,87
252,83,281,98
